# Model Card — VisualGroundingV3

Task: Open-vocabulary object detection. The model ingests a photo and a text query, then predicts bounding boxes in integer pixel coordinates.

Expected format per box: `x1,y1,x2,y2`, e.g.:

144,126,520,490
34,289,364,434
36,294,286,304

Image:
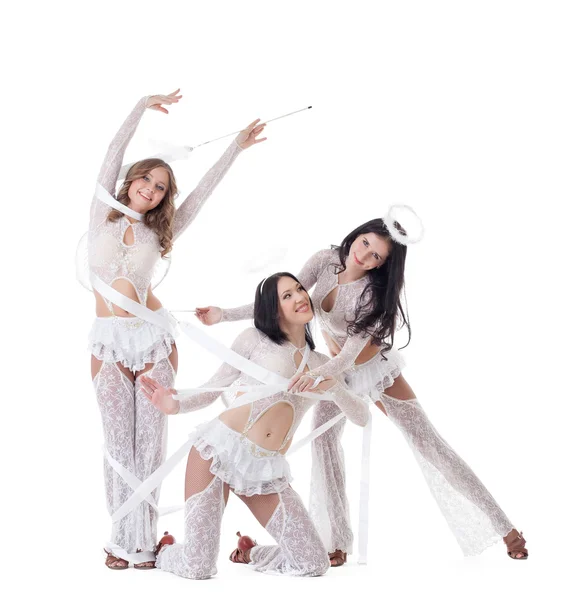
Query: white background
2,1,573,598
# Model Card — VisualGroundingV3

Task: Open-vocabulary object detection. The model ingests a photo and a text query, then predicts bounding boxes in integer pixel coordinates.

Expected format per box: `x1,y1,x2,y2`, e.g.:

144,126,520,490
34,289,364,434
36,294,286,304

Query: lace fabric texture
94,357,174,554
157,478,329,579
308,400,353,554
249,486,330,576
222,249,392,378
190,418,293,496
88,96,242,307
221,249,516,557
378,391,514,555
176,327,369,432
344,348,405,395
88,308,176,372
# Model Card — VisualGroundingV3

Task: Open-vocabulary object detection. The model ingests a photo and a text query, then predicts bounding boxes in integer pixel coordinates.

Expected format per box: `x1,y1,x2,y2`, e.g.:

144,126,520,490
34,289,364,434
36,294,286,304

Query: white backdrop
3,1,573,598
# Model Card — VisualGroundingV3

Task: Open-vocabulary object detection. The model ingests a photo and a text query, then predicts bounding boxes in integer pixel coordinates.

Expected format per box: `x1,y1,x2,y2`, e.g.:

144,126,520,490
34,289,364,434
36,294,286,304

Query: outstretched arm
140,327,262,414
172,119,267,241
195,248,333,326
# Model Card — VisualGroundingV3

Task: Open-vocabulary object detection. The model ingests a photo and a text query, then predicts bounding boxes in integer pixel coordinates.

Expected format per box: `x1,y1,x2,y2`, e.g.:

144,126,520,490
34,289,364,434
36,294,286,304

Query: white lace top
177,327,369,450
88,97,243,306
221,249,372,378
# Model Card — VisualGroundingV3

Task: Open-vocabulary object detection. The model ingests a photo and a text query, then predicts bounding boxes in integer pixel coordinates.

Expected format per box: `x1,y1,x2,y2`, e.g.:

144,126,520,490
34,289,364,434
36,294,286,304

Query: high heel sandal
104,549,129,570
329,549,347,567
133,531,176,570
229,531,257,564
503,530,528,560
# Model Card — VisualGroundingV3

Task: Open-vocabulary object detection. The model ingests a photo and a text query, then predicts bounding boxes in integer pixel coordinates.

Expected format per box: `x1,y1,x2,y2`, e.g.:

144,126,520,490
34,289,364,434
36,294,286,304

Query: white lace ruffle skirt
88,308,177,372
190,418,292,497
345,348,405,396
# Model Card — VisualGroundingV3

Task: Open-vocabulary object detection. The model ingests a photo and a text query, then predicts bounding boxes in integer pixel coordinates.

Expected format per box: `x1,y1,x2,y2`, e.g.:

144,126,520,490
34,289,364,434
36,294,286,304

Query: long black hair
334,218,411,354
254,272,316,350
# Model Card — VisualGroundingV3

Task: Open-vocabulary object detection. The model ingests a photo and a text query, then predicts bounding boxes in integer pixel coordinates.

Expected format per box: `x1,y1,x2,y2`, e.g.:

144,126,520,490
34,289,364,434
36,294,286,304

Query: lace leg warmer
133,358,173,551
250,487,330,576
379,391,515,556
93,361,137,552
156,476,225,579
308,400,353,554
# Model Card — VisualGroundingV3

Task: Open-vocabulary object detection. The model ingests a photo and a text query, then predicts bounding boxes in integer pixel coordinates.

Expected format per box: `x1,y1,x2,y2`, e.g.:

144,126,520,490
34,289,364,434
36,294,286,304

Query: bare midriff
321,331,379,365
219,400,295,455
94,285,162,317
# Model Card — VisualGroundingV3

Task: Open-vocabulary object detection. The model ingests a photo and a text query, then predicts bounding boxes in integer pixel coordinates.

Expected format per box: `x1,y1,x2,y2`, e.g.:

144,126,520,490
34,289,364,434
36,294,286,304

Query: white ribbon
90,275,178,337
92,279,353,531
95,183,144,221
357,411,373,564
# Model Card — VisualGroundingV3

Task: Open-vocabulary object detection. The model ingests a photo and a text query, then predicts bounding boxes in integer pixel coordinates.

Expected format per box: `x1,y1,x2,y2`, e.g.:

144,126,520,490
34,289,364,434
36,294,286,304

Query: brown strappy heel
229,531,257,564
104,549,129,570
329,549,347,567
503,530,528,560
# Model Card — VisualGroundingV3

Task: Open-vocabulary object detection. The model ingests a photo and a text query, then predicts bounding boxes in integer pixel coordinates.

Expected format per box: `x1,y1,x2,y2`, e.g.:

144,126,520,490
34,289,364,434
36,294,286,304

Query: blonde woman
88,90,266,569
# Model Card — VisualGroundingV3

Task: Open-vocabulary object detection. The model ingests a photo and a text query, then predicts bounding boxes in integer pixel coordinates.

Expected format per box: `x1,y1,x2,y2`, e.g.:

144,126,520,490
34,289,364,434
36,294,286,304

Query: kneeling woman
140,273,369,578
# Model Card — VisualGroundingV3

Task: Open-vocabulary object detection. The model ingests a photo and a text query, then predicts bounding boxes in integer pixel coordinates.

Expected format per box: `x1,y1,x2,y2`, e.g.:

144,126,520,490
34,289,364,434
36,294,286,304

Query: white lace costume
221,249,515,557
89,97,243,558
156,327,369,578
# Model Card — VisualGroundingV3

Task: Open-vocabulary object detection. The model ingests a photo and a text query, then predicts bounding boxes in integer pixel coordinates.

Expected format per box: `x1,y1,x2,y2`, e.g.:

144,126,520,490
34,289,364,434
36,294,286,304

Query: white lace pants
93,358,174,554
310,390,515,557
157,477,330,579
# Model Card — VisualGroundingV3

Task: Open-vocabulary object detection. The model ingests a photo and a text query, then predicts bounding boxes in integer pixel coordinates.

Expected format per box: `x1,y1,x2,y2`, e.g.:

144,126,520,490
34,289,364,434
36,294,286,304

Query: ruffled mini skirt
345,347,405,397
190,418,292,497
88,308,177,372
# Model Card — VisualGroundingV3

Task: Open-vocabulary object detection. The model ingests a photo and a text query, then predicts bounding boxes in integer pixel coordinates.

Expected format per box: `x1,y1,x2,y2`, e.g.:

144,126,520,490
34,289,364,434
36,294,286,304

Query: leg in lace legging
376,375,515,556
308,400,353,555
157,448,330,579
92,349,177,559
310,375,517,557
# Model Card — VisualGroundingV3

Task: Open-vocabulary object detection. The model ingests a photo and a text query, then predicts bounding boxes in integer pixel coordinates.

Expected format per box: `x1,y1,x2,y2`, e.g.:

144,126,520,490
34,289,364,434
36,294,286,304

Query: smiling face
127,167,170,213
347,232,392,272
276,276,313,328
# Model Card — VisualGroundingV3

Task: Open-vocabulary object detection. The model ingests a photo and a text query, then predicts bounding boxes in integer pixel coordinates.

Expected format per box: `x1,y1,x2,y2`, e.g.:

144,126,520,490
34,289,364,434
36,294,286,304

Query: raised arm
197,248,334,326
172,119,267,241
140,327,262,414
90,90,182,230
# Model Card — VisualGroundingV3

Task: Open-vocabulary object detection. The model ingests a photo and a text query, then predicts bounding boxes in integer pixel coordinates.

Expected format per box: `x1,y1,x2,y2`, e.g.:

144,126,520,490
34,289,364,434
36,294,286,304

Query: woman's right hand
146,89,183,114
140,376,179,414
195,306,223,326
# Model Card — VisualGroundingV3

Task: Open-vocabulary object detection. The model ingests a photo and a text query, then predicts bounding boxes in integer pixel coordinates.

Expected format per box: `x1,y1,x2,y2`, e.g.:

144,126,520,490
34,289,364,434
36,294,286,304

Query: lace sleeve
297,249,333,290
90,97,148,231
177,327,261,413
221,302,254,323
172,140,243,241
309,333,371,379
327,380,370,427
220,249,332,322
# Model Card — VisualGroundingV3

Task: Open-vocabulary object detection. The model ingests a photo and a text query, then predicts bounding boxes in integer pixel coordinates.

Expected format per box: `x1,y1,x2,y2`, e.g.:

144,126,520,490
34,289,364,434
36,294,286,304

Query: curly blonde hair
108,159,178,256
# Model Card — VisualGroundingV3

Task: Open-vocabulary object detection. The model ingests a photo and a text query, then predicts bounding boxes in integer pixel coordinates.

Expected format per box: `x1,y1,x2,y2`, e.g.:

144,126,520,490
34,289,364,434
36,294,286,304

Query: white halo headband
259,276,270,293
382,204,425,245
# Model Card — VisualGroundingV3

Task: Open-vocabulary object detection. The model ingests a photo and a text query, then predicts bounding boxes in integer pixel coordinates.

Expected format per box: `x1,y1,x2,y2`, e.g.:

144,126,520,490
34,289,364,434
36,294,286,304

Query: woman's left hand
235,119,267,149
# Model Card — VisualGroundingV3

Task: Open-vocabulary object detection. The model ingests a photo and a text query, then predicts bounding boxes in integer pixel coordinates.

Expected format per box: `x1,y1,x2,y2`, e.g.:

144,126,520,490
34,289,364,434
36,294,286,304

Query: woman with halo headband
139,272,369,578
196,206,528,564
87,89,267,570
